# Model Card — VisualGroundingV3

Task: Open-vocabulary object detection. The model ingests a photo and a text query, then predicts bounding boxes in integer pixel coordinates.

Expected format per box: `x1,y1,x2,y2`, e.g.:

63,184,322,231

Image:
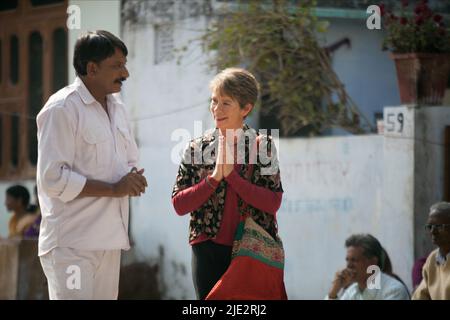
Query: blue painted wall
322,17,401,135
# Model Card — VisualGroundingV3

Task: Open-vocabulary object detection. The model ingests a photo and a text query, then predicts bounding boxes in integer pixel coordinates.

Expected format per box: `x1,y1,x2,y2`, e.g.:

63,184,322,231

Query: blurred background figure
23,185,41,239
5,185,40,239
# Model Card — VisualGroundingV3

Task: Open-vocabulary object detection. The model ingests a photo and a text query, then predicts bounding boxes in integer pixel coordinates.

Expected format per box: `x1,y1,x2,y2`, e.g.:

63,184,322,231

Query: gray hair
429,202,450,216
345,233,387,270
209,68,260,109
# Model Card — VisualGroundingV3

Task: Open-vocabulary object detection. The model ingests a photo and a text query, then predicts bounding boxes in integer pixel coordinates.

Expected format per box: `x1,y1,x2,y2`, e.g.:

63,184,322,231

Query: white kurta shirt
36,77,139,256
325,272,410,300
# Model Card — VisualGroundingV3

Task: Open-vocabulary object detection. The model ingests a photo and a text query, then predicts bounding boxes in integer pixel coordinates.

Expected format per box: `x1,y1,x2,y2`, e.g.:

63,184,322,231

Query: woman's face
210,89,252,132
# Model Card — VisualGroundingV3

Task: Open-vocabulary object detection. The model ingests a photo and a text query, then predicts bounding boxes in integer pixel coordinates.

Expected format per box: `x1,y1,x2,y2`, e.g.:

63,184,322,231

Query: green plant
381,0,450,53
200,0,373,136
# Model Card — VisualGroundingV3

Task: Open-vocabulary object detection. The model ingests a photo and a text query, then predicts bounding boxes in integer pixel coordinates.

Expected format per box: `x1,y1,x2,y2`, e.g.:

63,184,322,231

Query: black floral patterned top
172,124,283,243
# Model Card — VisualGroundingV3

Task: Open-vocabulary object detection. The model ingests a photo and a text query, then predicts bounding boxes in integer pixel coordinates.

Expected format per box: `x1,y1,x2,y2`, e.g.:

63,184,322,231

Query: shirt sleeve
383,284,410,300
412,257,431,300
172,176,219,216
172,141,219,215
412,279,430,300
120,105,139,168
37,104,87,203
225,169,282,214
224,134,283,214
338,287,353,300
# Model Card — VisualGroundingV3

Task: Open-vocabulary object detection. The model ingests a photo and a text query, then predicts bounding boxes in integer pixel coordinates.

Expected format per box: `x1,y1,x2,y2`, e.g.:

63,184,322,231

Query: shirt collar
436,250,450,266
74,77,124,107
355,272,388,296
74,77,96,105
108,92,124,107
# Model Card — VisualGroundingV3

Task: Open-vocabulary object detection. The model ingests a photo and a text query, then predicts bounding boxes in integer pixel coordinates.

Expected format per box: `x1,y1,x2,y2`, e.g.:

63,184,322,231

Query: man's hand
114,168,148,197
328,268,356,299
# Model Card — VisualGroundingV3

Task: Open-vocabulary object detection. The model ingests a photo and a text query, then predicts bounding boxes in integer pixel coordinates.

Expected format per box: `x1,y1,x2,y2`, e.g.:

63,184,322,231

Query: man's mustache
115,77,127,84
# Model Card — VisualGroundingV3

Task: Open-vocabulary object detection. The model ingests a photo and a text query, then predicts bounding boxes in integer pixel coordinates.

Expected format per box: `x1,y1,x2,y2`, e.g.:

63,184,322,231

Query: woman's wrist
223,165,234,178
210,171,222,182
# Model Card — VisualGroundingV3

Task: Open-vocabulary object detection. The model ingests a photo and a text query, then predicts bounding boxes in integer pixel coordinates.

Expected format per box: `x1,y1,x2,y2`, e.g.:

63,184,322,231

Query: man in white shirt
325,234,410,300
37,30,147,300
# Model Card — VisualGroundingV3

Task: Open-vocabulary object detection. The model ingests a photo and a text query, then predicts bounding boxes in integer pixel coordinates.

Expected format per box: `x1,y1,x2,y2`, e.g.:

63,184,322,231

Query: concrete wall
381,105,450,261
0,239,48,300
279,133,415,298
279,135,381,298
323,17,401,134
121,0,217,299
410,106,450,259
118,2,419,299
68,0,121,83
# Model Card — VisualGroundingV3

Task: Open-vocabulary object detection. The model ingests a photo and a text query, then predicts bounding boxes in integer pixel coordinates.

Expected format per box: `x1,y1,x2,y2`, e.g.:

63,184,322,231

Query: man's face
345,246,377,283
92,47,129,95
426,212,450,248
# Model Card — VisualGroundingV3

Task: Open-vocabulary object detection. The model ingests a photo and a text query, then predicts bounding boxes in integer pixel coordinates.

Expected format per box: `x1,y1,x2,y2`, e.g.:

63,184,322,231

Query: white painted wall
121,7,215,299
323,18,401,134
278,134,414,299
119,4,418,299
279,135,381,298
68,0,121,83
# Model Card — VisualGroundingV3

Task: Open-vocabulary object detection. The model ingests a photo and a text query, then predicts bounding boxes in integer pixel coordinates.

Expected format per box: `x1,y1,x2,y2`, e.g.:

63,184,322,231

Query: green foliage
201,0,373,135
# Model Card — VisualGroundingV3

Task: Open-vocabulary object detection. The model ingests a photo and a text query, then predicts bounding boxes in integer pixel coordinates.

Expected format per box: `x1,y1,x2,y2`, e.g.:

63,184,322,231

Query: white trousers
40,247,121,300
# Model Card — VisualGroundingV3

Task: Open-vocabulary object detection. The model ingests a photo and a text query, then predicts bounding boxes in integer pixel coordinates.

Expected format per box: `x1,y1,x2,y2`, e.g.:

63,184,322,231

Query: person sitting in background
5,185,38,239
326,233,410,300
412,202,450,300
23,185,41,239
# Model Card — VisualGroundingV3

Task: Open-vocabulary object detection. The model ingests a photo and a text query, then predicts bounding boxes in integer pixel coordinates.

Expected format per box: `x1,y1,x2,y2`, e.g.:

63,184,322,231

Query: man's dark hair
73,30,128,76
6,185,30,207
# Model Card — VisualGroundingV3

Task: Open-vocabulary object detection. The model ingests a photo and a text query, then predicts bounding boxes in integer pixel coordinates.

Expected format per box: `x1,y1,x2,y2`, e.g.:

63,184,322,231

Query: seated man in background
326,233,409,300
5,185,39,239
413,202,450,300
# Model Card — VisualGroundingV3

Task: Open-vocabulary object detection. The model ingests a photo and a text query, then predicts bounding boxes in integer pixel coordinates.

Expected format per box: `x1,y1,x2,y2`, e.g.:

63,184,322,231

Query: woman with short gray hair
172,68,286,299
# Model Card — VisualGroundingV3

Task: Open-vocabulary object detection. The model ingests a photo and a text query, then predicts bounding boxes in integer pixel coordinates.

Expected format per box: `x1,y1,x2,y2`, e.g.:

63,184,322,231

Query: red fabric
172,175,218,215
205,256,288,300
190,180,241,246
225,169,282,215
172,165,282,246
